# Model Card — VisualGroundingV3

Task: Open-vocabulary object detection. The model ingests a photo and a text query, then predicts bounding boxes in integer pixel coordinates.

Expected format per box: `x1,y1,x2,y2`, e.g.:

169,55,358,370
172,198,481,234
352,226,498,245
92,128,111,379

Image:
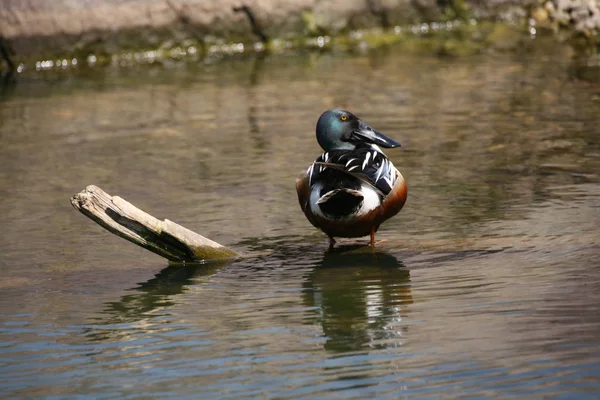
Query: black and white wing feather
307,146,397,195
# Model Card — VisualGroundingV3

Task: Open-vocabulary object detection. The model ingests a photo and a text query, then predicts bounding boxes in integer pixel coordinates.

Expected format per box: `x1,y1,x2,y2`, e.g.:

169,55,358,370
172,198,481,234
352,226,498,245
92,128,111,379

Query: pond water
1,43,600,398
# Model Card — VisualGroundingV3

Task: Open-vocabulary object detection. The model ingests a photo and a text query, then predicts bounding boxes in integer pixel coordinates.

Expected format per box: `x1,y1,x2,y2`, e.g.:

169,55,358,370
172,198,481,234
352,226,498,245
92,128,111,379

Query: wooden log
70,185,238,262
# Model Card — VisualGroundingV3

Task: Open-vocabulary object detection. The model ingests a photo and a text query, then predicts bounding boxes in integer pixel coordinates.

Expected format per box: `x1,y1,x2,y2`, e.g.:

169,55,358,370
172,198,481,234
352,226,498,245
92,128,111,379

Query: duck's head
316,109,401,152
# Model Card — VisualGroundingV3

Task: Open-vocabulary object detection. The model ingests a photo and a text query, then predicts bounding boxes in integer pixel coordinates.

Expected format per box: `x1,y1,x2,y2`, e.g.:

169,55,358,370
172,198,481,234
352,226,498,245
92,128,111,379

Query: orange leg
369,228,376,247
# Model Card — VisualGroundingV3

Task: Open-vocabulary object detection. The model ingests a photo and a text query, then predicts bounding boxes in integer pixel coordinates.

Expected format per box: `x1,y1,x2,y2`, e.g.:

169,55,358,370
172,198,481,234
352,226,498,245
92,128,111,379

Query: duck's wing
295,170,311,214
380,169,408,220
309,148,397,196
311,162,385,197
296,169,323,229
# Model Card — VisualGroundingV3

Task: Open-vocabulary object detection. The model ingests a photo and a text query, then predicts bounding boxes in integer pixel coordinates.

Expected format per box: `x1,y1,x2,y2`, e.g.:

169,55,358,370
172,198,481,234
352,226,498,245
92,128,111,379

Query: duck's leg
328,235,336,249
370,227,387,246
369,228,376,247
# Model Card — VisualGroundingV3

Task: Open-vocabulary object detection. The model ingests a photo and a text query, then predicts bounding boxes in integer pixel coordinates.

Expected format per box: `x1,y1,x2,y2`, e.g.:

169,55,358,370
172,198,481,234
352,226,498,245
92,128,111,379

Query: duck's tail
316,189,364,218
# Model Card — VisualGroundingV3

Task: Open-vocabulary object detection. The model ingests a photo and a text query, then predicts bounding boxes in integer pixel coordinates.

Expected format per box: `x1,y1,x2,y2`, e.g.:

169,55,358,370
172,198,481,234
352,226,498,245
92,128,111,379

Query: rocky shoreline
1,0,598,72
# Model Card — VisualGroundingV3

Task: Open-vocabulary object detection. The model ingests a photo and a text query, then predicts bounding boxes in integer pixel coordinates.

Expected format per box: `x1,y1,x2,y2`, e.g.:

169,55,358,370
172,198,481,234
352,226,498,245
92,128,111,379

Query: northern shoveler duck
296,109,407,247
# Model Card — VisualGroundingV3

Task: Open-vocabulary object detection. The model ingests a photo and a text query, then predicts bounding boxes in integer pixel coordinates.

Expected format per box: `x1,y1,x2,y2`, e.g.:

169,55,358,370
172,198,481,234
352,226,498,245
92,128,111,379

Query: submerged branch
70,185,238,262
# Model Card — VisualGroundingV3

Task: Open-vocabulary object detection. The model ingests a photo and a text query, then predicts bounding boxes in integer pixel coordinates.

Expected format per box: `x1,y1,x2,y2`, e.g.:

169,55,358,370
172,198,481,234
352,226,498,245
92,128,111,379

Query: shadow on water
303,246,413,352
85,260,230,341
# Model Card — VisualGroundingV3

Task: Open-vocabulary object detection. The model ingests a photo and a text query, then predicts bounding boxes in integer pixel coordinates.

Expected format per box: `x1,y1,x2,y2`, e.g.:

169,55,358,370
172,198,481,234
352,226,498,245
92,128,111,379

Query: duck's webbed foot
369,227,387,246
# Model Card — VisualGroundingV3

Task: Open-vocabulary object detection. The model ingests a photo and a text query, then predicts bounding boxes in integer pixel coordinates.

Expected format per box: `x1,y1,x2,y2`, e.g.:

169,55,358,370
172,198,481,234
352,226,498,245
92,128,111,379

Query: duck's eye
340,115,348,121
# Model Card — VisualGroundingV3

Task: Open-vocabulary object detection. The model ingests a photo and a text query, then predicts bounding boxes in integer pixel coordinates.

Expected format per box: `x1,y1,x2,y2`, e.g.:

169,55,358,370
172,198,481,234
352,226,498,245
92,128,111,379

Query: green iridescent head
315,109,401,152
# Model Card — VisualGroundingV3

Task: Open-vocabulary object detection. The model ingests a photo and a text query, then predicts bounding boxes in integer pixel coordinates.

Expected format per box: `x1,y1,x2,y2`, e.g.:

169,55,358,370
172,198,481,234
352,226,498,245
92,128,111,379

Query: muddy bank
0,0,599,70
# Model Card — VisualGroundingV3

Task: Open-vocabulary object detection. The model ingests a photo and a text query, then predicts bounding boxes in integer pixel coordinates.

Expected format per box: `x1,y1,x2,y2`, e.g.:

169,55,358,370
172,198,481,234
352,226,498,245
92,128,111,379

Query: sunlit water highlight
1,45,599,398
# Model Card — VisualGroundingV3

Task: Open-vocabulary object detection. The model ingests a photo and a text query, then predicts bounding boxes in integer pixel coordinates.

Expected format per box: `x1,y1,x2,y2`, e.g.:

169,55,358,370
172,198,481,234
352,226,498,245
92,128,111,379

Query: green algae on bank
0,20,561,75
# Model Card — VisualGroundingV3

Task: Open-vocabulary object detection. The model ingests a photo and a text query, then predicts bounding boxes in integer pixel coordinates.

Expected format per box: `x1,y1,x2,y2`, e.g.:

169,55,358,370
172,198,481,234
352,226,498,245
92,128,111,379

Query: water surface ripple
1,46,599,398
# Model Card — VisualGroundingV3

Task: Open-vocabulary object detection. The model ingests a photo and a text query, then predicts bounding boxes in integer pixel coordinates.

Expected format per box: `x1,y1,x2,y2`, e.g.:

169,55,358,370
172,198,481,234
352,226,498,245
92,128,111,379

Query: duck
296,109,407,247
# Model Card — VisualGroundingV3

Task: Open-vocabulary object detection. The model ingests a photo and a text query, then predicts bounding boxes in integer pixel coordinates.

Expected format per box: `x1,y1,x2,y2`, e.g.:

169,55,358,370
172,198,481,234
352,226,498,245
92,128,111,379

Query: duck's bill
352,120,401,148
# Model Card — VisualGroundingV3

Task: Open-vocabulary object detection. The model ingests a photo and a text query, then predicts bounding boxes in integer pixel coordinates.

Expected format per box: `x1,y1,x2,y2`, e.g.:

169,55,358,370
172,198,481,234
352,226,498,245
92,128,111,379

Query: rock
0,0,595,67
544,0,600,37
531,7,550,24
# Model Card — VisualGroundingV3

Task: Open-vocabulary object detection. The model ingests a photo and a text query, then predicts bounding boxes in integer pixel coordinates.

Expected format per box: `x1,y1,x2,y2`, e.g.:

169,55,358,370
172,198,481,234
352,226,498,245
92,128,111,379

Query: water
1,43,600,398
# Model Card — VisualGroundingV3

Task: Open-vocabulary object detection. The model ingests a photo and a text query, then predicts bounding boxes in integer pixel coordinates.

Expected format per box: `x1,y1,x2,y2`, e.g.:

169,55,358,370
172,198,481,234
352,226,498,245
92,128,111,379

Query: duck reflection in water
303,246,413,352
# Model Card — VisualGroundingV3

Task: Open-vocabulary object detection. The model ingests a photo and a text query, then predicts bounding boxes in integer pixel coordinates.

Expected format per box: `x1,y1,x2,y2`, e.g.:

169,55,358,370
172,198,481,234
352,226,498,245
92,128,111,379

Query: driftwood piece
70,185,238,262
